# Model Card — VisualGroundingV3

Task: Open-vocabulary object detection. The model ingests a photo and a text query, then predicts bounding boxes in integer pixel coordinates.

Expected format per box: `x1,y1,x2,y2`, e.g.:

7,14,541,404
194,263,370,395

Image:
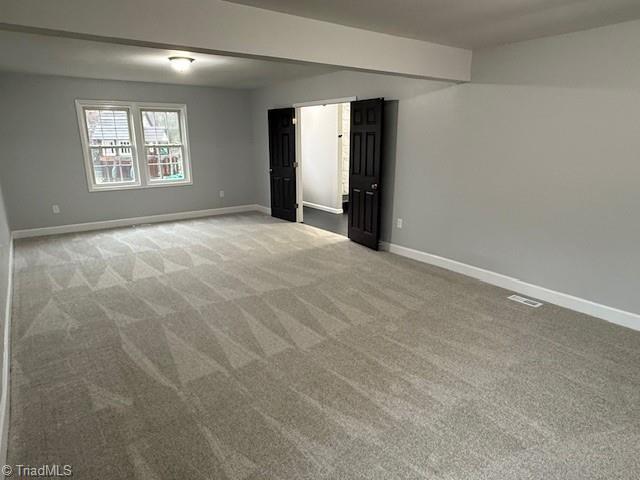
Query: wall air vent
508,294,543,308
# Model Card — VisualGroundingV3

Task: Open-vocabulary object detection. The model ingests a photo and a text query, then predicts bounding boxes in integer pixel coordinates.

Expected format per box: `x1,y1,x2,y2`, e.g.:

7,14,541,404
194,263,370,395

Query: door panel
351,187,361,229
348,98,383,249
352,133,362,174
364,191,374,233
268,108,296,222
365,133,376,176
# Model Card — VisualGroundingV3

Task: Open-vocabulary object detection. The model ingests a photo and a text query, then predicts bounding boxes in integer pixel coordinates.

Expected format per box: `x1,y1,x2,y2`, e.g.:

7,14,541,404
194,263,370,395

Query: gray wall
251,19,640,315
0,73,256,230
0,182,8,319
471,18,640,90
0,178,9,329
455,19,640,314
0,179,9,461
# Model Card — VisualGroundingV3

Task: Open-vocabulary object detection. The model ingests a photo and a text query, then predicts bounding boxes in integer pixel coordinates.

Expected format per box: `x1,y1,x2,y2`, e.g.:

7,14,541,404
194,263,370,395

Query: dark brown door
348,98,383,249
268,108,297,222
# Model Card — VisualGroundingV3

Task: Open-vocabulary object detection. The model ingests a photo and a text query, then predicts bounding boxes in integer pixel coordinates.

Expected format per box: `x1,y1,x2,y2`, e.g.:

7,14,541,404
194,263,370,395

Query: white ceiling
0,30,338,89
226,0,640,49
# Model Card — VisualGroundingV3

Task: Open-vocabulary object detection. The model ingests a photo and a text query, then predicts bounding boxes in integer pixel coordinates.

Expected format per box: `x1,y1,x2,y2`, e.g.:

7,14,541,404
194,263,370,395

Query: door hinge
292,118,297,125
293,161,299,168
295,203,299,208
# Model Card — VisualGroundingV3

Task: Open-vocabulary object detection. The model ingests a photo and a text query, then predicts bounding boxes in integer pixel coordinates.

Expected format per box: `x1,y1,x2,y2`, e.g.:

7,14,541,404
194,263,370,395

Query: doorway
297,100,351,236
268,97,384,249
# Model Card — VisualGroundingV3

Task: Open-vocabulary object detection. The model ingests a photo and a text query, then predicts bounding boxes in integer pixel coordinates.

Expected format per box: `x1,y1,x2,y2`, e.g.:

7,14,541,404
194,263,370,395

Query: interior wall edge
0,234,14,474
380,241,640,332
253,205,271,215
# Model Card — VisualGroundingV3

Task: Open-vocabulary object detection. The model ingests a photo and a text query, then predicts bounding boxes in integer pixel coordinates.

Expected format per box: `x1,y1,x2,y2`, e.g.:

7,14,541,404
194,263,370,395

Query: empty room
0,1,639,479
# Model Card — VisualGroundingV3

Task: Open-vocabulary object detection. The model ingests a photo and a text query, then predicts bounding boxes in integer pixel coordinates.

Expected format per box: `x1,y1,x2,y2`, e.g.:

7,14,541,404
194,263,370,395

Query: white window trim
75,99,193,192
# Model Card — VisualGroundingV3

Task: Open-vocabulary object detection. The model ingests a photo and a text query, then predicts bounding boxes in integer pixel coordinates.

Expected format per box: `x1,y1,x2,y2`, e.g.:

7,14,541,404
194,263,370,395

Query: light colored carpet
8,212,640,479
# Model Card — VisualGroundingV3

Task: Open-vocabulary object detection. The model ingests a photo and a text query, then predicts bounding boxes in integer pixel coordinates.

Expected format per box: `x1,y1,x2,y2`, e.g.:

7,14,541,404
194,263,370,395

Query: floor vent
508,294,543,308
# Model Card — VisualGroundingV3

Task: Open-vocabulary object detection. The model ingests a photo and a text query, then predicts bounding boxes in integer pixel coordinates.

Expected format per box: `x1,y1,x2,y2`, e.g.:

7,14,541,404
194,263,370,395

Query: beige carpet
8,212,640,479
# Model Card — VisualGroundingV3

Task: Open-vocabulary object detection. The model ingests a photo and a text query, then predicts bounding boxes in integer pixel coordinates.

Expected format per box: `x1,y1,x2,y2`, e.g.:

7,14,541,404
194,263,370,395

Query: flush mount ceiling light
169,56,195,73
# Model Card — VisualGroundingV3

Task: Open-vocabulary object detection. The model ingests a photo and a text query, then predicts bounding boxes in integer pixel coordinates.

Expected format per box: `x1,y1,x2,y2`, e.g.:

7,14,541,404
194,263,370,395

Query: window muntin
141,110,186,183
76,101,192,192
82,107,138,187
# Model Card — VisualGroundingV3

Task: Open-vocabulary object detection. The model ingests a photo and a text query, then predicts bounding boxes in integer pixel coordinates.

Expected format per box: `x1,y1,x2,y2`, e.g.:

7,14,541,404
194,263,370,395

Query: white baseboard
380,241,640,332
253,205,272,215
12,204,269,239
303,201,343,214
0,234,14,473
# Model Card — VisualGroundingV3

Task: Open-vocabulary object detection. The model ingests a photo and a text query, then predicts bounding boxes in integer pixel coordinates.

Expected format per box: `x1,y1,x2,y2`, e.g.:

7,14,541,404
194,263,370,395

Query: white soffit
0,0,472,82
0,30,338,89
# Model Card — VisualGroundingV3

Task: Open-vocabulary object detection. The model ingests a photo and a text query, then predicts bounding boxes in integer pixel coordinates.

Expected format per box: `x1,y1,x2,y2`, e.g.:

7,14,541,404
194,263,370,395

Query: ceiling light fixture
169,56,195,73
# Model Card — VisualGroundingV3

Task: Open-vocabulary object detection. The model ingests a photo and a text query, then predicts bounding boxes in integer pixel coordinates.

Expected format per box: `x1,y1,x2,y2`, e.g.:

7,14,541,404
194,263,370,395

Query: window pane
90,147,135,185
142,110,181,145
84,109,131,146
84,108,136,186
146,146,184,181
166,111,181,143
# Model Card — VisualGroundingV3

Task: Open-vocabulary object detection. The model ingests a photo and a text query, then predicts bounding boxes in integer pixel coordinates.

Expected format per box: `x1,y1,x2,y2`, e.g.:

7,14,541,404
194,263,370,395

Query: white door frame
294,96,357,224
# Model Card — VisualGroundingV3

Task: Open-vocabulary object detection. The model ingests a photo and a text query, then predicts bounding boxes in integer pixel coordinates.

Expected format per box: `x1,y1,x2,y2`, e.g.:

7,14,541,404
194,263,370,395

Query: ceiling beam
0,0,471,82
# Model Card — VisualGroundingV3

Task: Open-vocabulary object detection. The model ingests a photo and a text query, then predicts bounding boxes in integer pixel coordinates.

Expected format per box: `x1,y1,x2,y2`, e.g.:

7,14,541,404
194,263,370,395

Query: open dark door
348,98,383,249
268,108,297,222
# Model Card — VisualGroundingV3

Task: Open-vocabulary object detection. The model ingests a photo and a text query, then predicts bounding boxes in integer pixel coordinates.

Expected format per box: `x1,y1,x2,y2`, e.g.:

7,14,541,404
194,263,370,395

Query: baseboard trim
0,234,14,473
380,241,640,331
303,201,343,214
253,205,272,215
12,204,269,239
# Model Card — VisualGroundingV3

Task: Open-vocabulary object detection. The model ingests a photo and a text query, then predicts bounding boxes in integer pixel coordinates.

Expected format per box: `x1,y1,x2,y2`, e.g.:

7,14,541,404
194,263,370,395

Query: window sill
88,180,193,193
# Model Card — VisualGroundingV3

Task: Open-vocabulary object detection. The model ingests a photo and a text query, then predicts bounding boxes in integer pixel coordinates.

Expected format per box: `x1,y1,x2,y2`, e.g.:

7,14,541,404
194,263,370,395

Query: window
76,100,192,191
141,109,187,183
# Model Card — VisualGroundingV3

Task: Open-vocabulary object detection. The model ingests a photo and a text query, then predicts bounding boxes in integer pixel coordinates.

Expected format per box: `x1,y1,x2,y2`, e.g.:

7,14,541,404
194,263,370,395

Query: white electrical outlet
52,205,61,214
219,190,225,198
396,218,403,229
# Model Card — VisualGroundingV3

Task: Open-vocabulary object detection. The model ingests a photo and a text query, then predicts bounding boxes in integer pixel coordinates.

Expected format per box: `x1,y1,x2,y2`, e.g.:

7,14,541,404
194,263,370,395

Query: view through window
141,110,186,183
84,108,136,186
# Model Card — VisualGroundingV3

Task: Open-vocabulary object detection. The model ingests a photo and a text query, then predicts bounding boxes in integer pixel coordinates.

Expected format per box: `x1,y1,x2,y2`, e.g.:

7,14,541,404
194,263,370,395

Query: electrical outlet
396,218,403,229
52,204,61,214
219,190,225,198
